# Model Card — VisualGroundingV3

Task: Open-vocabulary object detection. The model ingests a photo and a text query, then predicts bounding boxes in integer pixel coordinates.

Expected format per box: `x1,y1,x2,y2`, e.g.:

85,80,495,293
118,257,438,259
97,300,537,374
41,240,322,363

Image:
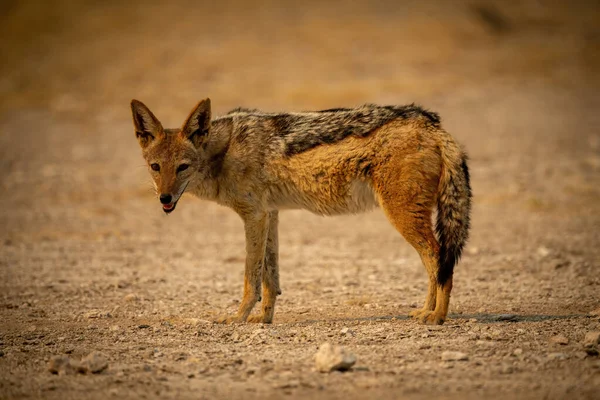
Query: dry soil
1,1,599,399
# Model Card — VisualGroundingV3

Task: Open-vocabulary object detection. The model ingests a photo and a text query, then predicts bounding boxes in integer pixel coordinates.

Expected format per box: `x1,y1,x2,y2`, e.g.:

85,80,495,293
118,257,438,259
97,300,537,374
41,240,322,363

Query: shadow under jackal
131,99,471,325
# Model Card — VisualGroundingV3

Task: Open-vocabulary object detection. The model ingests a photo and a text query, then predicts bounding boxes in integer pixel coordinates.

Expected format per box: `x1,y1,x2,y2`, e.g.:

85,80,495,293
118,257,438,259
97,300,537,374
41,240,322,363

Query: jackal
131,99,471,325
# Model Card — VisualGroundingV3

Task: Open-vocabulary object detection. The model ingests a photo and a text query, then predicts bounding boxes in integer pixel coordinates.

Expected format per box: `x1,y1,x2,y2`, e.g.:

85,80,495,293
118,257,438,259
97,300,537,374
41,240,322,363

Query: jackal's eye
150,163,160,172
177,164,189,173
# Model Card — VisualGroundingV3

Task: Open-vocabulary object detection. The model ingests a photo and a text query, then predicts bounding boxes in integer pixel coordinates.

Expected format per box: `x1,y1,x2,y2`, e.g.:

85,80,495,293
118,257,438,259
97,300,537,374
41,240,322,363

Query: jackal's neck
188,176,219,201
187,121,231,201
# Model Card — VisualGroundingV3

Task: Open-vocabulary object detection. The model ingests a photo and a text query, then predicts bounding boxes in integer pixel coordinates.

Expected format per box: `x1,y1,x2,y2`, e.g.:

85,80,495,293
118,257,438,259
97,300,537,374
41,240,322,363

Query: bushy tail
436,135,472,286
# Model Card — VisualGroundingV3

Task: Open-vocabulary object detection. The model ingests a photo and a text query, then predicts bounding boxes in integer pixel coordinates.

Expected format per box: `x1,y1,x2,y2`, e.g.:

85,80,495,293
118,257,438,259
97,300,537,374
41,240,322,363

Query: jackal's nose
159,194,172,204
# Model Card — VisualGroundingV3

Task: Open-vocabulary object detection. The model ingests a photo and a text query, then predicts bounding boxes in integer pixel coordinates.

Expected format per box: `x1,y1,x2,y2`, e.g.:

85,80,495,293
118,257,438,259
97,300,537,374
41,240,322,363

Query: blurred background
1,0,599,218
0,1,599,398
1,0,598,262
1,0,598,113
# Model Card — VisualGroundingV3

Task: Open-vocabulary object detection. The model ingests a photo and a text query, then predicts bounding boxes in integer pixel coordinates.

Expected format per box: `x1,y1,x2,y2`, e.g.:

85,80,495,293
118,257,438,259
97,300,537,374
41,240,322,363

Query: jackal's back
220,104,440,157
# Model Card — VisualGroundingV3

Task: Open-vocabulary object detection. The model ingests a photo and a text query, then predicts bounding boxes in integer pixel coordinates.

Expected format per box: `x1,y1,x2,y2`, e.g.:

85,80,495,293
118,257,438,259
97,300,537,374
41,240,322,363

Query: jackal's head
131,99,212,214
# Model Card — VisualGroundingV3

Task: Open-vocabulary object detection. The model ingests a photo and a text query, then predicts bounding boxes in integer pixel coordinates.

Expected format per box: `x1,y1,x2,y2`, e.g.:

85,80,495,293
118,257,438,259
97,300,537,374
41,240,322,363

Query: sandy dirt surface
1,0,600,399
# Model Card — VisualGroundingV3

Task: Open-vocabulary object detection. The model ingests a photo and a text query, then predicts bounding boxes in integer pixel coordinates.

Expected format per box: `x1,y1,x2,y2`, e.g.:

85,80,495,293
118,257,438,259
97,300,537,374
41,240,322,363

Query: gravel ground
1,1,599,399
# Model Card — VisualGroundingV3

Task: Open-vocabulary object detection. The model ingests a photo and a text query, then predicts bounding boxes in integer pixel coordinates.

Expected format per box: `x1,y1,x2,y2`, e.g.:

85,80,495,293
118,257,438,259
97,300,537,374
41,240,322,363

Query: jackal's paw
215,315,245,324
409,308,431,320
409,309,446,325
246,314,273,324
423,312,445,325
419,311,446,325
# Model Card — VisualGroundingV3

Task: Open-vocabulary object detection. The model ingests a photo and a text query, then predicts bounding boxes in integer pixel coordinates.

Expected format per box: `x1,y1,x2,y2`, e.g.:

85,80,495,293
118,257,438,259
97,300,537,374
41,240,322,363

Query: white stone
315,343,357,372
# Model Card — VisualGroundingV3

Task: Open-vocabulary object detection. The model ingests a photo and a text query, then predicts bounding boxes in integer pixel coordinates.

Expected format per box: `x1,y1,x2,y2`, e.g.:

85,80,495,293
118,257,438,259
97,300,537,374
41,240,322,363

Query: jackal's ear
181,98,211,147
131,99,163,148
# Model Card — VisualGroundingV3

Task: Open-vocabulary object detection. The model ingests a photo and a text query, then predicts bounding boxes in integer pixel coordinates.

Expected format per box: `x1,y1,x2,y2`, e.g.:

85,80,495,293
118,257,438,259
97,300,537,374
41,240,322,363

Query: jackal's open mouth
162,200,178,214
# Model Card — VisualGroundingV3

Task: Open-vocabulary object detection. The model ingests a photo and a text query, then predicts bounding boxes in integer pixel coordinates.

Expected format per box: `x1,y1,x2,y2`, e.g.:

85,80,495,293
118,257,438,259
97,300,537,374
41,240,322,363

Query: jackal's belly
267,179,379,216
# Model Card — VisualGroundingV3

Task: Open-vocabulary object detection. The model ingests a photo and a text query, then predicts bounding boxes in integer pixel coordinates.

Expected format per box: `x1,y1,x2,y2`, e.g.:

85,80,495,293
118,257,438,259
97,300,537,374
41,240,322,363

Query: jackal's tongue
163,203,174,210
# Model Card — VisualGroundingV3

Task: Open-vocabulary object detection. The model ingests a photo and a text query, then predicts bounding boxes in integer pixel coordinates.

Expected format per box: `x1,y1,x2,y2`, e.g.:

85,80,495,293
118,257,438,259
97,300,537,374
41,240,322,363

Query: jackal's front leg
217,212,268,324
248,211,280,324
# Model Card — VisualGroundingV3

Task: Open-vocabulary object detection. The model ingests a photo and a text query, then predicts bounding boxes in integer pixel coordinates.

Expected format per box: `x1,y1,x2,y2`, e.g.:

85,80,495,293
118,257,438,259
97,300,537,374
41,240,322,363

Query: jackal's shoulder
215,103,440,157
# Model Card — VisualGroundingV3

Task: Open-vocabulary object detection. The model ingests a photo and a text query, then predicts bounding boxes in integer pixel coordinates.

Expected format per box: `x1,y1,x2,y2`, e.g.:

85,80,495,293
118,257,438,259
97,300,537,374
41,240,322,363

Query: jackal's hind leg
384,207,446,325
409,275,437,320
395,214,443,324
373,156,448,325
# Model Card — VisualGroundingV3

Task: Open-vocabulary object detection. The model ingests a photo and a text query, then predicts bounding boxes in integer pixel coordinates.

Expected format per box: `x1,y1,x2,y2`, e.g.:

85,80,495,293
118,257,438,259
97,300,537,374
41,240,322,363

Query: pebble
123,293,139,302
583,331,600,347
340,327,355,336
117,281,130,289
537,246,551,257
441,351,469,361
547,353,567,361
550,334,569,345
589,308,600,317
80,351,109,373
84,310,101,319
513,348,523,356
315,343,357,372
47,355,79,375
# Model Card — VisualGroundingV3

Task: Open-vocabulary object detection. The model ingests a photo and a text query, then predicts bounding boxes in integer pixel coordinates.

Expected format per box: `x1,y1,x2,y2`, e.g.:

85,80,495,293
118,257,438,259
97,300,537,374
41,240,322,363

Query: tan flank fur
131,99,472,325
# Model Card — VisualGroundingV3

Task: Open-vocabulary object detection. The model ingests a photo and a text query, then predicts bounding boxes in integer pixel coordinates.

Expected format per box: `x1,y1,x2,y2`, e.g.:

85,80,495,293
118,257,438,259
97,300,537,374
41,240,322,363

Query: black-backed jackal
131,99,471,325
